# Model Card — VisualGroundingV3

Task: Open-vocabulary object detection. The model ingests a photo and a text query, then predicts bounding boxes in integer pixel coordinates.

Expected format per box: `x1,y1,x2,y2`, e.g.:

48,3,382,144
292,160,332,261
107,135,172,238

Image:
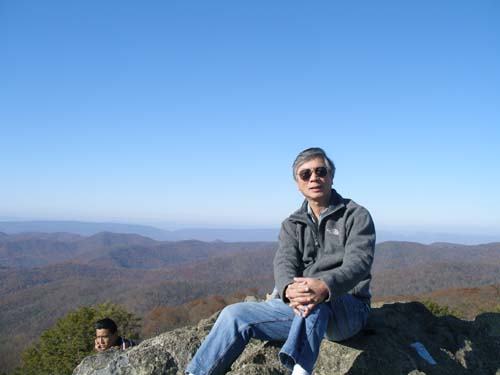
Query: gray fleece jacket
273,189,376,306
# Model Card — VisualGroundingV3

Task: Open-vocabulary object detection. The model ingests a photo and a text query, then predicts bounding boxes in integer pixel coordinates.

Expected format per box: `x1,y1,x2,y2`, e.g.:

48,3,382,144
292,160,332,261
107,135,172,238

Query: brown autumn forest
1,231,500,372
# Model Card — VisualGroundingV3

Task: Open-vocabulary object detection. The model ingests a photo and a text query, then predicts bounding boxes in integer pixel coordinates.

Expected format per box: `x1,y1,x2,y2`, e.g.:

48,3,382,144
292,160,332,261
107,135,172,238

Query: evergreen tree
14,303,140,375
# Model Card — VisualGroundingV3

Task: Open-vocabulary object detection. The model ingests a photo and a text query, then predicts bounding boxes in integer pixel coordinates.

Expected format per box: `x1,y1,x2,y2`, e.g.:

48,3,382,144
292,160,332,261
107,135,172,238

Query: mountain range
0,221,280,242
1,220,499,244
1,230,499,372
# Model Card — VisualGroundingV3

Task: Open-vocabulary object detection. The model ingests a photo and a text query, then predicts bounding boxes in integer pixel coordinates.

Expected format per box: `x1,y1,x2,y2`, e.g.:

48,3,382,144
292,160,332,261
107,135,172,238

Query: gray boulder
73,302,500,375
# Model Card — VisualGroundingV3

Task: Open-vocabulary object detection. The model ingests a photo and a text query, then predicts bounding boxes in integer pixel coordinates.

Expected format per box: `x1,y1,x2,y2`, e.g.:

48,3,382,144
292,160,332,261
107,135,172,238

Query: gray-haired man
187,147,375,375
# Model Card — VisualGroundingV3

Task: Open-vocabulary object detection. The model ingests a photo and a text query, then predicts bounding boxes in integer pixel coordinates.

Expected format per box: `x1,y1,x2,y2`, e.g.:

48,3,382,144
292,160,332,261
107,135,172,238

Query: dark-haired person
186,147,376,375
94,318,136,351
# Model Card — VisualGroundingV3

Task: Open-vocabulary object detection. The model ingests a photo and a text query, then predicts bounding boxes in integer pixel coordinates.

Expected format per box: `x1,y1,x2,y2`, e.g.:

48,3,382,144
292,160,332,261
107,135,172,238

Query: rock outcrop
73,302,500,375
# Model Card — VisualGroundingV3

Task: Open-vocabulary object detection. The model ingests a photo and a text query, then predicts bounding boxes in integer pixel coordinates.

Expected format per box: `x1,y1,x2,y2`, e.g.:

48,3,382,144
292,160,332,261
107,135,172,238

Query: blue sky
1,0,499,234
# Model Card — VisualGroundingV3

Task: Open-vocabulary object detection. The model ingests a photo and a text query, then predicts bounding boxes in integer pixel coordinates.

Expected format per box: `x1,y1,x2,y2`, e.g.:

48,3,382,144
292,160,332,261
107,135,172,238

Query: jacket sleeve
318,207,375,301
273,220,303,302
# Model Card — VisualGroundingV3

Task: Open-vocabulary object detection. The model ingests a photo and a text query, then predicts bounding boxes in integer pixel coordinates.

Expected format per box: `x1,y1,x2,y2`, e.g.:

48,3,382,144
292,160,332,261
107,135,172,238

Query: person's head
95,318,119,351
292,147,335,204
292,147,335,181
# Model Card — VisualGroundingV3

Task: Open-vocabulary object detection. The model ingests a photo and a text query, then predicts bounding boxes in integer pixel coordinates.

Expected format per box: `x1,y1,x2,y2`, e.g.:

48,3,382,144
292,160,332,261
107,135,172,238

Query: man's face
295,157,332,204
95,328,118,351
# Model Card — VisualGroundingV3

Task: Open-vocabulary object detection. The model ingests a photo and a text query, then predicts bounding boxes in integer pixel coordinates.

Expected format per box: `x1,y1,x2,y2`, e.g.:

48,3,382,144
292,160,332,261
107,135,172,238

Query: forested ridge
1,232,499,372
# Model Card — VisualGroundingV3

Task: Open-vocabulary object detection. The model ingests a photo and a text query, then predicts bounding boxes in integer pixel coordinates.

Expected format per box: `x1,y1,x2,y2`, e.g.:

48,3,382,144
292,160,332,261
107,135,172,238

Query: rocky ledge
73,302,500,375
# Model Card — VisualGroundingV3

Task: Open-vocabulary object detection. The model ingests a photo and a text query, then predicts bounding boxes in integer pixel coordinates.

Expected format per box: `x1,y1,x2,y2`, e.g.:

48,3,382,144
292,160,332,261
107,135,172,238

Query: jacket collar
289,188,346,224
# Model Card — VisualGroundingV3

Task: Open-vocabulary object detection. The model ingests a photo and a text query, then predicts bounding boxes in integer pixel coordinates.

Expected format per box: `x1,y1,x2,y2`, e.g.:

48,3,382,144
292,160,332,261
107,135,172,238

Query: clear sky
1,0,499,235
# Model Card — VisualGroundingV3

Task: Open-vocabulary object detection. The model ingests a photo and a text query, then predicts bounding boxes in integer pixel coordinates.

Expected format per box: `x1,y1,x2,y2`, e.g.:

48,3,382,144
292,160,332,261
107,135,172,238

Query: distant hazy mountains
1,220,499,244
0,220,280,242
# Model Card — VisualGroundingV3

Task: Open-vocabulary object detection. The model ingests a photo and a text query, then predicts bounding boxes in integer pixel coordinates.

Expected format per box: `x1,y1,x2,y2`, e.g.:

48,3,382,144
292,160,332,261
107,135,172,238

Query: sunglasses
297,167,328,181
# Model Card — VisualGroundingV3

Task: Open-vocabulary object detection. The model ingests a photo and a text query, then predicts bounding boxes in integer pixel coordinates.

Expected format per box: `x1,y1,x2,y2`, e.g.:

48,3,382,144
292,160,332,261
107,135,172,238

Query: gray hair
292,147,335,180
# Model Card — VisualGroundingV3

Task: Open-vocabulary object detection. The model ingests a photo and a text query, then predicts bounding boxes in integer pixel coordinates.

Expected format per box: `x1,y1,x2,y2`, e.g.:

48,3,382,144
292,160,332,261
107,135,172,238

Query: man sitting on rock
186,147,376,375
94,318,136,351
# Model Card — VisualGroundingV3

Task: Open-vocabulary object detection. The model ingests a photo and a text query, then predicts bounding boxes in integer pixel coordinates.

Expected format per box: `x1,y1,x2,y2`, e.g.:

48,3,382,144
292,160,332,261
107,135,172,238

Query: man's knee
307,302,332,321
218,302,253,324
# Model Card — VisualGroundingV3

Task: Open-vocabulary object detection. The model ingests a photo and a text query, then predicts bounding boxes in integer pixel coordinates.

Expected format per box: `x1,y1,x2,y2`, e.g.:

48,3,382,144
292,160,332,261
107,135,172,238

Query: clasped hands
285,277,329,318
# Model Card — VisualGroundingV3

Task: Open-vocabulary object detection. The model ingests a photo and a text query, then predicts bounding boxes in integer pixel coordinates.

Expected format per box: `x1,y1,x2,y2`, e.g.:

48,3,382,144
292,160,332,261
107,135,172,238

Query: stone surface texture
73,302,500,375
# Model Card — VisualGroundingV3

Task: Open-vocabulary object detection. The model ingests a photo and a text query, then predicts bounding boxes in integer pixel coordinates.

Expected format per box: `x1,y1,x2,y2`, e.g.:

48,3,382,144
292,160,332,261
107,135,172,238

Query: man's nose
309,171,320,180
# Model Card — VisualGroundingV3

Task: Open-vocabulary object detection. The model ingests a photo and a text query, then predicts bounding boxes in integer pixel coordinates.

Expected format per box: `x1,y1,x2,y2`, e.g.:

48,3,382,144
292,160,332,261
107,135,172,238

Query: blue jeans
186,295,369,375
